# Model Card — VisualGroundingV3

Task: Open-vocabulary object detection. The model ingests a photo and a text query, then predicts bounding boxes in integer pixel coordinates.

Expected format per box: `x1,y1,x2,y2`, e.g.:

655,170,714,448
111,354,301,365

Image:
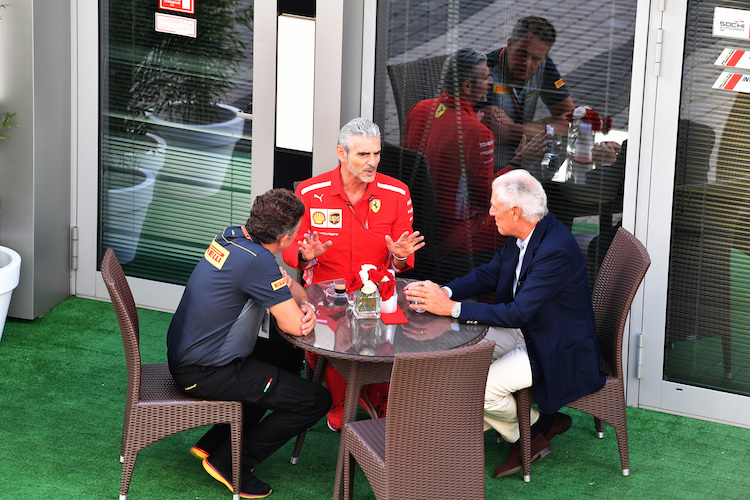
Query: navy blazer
447,213,606,413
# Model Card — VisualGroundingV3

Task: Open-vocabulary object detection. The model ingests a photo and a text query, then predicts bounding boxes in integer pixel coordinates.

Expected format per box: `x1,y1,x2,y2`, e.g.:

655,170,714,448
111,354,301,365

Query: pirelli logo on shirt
205,241,228,270
554,78,565,89
493,84,511,94
271,278,287,291
311,208,343,229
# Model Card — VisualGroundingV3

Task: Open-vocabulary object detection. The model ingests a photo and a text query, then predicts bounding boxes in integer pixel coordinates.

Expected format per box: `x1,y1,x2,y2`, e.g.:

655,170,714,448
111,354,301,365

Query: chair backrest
101,248,142,406
591,227,650,379
387,54,448,143
378,142,440,270
384,340,494,498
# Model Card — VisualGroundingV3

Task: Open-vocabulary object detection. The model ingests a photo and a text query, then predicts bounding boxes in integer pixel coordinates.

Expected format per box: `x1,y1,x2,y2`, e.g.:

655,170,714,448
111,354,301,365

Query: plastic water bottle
573,121,594,163
540,125,561,181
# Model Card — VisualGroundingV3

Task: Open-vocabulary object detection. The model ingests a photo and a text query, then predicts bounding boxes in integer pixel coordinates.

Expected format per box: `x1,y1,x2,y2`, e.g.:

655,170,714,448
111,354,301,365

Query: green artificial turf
1,296,749,499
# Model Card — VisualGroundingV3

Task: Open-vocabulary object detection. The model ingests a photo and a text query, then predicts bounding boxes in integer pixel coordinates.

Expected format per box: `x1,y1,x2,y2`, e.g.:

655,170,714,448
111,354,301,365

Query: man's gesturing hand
298,231,333,262
385,230,425,261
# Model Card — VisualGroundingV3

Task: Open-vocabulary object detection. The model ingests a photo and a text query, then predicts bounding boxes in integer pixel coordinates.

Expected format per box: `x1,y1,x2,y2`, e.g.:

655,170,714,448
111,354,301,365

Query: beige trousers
482,327,539,443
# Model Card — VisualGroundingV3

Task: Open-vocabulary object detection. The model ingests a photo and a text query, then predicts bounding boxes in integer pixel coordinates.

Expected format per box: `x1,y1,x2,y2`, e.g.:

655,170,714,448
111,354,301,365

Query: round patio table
279,278,488,500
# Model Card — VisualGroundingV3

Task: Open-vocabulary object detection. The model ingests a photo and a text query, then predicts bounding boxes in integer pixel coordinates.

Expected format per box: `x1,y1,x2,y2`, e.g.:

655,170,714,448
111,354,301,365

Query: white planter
102,166,156,265
104,133,168,174
146,103,245,197
0,246,21,341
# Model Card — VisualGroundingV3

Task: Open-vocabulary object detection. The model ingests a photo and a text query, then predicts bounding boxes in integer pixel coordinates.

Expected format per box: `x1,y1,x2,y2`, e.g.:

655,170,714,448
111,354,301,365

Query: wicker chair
101,248,243,499
341,340,495,499
378,142,440,279
387,54,448,143
514,227,650,482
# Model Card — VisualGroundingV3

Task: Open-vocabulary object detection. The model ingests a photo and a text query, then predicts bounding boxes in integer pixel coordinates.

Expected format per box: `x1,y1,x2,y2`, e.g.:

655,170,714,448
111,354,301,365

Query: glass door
100,0,255,285
73,0,274,311
638,0,750,427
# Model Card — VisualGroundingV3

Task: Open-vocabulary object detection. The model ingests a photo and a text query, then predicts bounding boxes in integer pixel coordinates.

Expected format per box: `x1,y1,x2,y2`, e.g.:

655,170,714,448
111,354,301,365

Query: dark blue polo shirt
167,226,292,367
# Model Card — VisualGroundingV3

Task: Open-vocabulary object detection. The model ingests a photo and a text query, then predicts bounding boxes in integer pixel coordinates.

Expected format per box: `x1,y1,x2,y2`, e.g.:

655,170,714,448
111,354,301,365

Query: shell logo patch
554,78,565,89
434,103,447,118
312,211,327,225
370,199,381,213
493,84,510,94
271,277,287,291
311,208,343,228
205,241,229,270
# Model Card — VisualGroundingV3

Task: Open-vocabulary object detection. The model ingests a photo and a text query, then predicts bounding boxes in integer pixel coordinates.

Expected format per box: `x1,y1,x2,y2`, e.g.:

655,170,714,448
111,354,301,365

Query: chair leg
514,389,533,482
594,417,604,439
342,442,355,500
613,422,630,476
119,450,137,500
291,356,328,464
230,421,243,498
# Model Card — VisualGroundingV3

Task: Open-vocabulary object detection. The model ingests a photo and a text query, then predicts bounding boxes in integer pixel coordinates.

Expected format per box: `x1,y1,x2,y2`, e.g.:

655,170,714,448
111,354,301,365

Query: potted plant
0,112,17,140
123,0,254,196
0,2,22,340
0,245,20,341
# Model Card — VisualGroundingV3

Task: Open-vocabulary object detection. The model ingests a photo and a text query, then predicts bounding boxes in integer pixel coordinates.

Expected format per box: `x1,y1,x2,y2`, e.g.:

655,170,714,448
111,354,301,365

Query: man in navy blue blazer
405,169,605,478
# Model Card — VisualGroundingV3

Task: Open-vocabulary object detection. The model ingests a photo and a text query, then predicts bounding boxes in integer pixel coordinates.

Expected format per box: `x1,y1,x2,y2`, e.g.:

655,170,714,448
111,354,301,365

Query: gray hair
441,48,487,96
337,117,381,152
491,170,548,223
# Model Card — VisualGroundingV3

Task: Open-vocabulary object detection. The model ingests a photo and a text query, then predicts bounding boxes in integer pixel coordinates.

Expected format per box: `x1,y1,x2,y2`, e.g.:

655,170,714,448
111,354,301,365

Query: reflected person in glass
403,48,526,284
477,16,575,170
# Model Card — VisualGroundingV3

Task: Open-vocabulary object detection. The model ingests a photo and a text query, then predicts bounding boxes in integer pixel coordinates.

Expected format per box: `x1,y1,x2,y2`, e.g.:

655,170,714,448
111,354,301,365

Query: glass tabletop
290,278,487,359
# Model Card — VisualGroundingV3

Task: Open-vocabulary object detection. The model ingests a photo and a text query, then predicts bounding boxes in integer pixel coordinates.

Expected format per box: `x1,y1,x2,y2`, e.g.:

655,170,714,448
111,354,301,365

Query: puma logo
314,194,324,202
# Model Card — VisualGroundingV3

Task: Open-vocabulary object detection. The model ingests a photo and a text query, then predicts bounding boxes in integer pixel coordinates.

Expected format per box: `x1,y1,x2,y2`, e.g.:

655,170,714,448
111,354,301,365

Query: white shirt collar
514,229,535,295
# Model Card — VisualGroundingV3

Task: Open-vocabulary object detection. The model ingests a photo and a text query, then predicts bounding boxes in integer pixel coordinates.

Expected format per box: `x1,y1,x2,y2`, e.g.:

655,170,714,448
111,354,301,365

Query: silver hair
441,48,487,96
337,117,381,152
491,170,548,223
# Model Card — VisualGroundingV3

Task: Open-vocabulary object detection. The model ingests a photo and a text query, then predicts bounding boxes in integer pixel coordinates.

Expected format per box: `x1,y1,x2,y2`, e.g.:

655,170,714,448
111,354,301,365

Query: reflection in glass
375,1,635,290
665,0,750,397
99,0,254,284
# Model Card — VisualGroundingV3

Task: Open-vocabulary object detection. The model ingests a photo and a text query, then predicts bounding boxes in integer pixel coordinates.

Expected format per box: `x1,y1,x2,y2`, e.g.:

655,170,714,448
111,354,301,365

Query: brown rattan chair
513,227,650,482
341,340,495,499
101,248,243,499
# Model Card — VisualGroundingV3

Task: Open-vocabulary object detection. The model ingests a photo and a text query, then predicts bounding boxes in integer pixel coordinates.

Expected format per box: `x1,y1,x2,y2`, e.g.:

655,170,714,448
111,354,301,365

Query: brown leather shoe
545,412,572,441
493,434,553,479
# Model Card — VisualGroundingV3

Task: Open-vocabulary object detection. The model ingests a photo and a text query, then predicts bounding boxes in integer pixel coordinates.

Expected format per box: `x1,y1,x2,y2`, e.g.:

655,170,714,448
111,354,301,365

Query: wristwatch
451,301,462,319
300,301,317,314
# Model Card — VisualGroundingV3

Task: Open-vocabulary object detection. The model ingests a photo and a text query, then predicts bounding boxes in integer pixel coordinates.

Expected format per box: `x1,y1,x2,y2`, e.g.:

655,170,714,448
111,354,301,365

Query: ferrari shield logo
370,199,381,213
434,103,447,118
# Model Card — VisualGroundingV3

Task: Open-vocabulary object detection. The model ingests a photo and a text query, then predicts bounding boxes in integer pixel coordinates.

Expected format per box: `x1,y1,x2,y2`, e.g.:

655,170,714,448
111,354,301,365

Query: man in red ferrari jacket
282,117,425,430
